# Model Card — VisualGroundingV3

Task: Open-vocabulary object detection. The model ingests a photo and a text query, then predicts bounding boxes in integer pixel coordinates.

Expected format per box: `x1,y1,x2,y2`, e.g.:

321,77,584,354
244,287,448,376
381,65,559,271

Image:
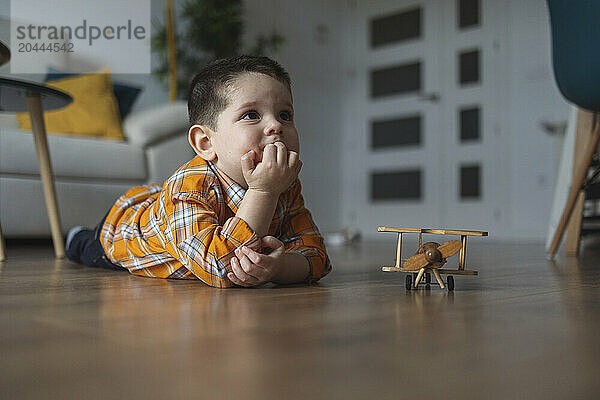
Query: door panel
341,0,506,235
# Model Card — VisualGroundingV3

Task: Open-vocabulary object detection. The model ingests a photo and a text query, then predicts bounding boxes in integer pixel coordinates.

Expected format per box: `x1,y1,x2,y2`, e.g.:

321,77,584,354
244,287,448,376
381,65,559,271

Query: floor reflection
96,276,332,350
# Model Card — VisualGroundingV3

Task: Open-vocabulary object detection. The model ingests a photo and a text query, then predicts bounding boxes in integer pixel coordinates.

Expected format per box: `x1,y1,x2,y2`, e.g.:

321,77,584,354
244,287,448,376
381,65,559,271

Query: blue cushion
45,67,143,119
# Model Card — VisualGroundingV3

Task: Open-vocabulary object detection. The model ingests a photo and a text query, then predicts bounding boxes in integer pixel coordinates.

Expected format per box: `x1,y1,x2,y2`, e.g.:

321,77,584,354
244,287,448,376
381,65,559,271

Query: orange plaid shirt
100,155,331,287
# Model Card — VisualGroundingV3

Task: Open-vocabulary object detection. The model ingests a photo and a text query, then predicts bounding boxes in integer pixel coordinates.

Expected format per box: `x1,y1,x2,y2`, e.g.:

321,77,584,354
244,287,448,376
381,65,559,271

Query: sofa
0,101,193,237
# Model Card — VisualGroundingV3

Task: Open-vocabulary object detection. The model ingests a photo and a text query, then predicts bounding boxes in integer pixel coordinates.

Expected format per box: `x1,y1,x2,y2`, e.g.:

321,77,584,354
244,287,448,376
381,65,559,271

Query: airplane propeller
402,240,462,271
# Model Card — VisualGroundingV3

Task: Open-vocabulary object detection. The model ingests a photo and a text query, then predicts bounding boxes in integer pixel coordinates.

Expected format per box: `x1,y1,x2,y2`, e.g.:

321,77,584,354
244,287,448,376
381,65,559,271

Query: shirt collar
206,161,247,213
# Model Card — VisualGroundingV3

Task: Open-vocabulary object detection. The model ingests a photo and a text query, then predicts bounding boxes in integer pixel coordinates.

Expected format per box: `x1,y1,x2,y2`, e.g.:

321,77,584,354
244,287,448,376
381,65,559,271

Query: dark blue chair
546,0,600,256
547,0,600,111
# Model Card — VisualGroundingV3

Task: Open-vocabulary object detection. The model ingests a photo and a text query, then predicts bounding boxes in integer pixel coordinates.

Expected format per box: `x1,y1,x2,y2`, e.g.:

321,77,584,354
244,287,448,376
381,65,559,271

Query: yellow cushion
17,69,125,140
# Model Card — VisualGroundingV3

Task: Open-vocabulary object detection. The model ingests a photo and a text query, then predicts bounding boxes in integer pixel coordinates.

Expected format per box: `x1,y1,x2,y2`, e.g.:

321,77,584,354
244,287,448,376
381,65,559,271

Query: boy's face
210,73,299,187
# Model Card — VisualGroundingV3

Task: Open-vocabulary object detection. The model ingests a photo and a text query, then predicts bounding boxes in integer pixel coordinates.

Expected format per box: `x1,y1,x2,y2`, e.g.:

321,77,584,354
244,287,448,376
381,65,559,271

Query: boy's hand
241,142,302,196
228,236,285,287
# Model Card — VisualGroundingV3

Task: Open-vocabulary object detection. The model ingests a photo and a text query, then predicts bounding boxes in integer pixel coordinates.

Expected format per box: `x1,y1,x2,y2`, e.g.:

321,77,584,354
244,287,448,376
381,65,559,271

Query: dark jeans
65,214,126,271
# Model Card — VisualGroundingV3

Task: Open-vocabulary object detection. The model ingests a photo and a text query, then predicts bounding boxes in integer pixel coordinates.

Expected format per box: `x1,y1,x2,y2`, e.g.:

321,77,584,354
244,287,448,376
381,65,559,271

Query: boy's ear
188,124,217,161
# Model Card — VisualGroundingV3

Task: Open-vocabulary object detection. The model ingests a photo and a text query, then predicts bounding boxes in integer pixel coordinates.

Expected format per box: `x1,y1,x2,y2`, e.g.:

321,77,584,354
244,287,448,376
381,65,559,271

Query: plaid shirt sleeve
279,180,332,283
168,191,261,288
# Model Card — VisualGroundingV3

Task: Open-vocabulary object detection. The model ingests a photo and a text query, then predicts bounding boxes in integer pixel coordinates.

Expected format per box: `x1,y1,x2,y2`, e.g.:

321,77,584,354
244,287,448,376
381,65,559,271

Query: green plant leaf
152,0,285,99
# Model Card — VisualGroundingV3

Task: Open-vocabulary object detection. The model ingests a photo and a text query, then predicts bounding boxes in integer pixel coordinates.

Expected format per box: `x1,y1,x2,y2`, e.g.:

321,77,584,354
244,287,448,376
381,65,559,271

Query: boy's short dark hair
188,55,292,128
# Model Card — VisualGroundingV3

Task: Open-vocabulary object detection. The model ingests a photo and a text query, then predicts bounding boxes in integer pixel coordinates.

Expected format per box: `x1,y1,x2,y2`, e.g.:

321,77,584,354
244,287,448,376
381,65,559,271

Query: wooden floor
1,237,600,399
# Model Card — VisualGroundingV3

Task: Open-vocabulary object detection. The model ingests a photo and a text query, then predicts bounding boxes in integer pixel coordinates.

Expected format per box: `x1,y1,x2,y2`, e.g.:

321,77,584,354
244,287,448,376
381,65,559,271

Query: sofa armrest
146,133,195,184
0,113,19,129
123,101,189,148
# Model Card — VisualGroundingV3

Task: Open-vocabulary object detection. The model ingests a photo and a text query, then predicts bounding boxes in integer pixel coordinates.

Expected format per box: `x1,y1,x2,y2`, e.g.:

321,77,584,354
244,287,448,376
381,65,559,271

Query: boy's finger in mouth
256,141,286,162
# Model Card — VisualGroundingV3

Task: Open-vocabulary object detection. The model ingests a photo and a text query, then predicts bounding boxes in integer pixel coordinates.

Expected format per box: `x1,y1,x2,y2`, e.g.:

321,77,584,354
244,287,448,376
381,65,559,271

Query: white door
340,0,507,236
437,0,508,231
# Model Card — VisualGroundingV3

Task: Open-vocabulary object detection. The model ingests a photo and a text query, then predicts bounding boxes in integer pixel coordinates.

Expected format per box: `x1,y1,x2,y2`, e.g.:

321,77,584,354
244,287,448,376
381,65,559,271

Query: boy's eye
279,111,292,121
242,111,260,120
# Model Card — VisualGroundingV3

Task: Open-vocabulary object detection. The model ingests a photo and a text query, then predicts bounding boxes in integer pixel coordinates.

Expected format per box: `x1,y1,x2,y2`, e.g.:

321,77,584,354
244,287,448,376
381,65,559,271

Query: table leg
0,219,6,261
26,94,65,258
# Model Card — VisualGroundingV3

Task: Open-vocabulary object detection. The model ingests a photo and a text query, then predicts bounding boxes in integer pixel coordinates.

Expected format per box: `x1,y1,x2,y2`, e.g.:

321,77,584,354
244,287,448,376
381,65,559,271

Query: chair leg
548,121,600,258
565,110,595,256
565,191,585,256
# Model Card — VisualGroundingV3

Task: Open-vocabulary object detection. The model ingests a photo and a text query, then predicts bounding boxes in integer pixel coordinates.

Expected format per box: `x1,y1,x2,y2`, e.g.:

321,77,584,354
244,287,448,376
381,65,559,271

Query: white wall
505,0,569,240
243,0,344,233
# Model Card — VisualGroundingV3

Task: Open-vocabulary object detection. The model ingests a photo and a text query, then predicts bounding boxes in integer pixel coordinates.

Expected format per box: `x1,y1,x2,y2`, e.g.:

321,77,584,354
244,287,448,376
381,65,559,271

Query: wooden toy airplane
378,227,488,291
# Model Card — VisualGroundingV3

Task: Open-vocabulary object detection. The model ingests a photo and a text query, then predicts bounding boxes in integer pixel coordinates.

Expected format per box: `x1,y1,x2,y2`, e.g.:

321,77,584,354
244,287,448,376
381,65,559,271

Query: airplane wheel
425,273,431,284
406,274,412,290
447,275,454,291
